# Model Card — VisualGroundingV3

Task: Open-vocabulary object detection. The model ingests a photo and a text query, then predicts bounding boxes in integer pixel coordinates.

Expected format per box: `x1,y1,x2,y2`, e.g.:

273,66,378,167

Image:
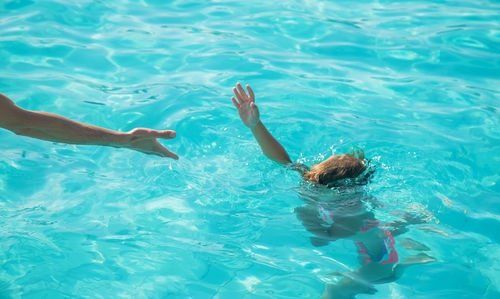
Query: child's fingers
231,96,240,109
246,85,255,101
236,83,248,101
233,87,244,103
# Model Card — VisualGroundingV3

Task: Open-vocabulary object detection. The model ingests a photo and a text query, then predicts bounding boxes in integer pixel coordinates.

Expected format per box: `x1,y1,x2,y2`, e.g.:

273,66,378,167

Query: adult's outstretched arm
0,93,178,159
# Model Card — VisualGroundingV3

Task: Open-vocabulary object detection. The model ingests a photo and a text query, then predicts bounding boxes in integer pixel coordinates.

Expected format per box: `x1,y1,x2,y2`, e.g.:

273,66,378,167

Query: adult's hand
123,128,178,159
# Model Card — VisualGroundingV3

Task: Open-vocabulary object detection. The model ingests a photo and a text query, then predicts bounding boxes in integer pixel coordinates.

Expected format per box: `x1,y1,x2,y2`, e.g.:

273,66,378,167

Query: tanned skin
0,93,178,159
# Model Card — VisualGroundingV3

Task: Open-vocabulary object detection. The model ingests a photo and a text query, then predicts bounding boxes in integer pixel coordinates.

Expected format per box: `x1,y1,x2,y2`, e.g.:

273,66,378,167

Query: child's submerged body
295,188,400,295
231,83,433,298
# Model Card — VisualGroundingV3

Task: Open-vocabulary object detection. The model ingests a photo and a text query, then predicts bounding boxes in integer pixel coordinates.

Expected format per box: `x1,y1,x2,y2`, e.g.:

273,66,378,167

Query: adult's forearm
9,109,126,146
1,93,178,158
251,121,291,164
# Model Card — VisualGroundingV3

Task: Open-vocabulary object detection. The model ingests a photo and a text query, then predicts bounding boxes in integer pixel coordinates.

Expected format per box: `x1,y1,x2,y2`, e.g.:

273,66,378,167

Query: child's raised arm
231,83,292,164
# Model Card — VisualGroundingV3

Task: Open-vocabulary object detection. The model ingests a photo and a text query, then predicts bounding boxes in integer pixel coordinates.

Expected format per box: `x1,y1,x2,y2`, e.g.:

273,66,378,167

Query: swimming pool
1,0,499,298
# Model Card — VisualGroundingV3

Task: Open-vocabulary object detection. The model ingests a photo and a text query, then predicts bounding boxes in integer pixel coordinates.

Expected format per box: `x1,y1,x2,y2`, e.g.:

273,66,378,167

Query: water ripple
1,0,499,298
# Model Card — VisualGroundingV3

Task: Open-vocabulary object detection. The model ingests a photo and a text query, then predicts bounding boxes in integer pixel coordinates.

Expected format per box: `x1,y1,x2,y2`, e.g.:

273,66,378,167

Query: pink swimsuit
355,221,398,264
318,206,398,264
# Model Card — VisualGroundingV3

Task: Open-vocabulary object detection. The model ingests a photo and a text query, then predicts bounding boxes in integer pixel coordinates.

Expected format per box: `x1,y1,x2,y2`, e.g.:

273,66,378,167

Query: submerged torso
295,184,399,264
295,184,376,240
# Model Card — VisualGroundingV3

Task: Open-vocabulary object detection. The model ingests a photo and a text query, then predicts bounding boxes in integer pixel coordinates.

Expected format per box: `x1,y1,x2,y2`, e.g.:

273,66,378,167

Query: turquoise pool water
1,0,499,298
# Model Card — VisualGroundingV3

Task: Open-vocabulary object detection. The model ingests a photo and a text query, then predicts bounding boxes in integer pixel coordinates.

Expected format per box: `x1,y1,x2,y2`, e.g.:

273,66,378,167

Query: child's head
304,154,366,185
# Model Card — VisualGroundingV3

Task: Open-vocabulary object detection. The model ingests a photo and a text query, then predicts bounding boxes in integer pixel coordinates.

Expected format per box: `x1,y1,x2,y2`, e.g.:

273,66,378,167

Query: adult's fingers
151,133,178,159
148,130,177,139
130,128,176,139
147,148,178,160
231,96,240,109
158,145,179,159
246,85,255,102
148,140,179,159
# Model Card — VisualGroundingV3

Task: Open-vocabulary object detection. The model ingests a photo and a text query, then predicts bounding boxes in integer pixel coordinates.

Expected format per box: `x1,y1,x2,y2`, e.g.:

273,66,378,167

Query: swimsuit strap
355,230,399,264
318,205,334,227
380,229,399,264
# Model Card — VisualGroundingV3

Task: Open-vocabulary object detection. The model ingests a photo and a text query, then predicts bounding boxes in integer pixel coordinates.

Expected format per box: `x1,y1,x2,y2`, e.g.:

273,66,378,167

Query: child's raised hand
232,82,260,128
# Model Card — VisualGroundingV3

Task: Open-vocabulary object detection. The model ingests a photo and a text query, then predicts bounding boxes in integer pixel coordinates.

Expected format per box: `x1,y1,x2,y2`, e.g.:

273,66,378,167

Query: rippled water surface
1,0,499,298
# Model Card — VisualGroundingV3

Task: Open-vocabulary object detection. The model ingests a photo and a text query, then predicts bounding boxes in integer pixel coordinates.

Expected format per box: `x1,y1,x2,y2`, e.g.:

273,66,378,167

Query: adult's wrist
110,131,129,147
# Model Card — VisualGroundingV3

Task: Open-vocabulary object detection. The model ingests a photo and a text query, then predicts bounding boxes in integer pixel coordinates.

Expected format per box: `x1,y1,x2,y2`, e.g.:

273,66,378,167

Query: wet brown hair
303,154,366,185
